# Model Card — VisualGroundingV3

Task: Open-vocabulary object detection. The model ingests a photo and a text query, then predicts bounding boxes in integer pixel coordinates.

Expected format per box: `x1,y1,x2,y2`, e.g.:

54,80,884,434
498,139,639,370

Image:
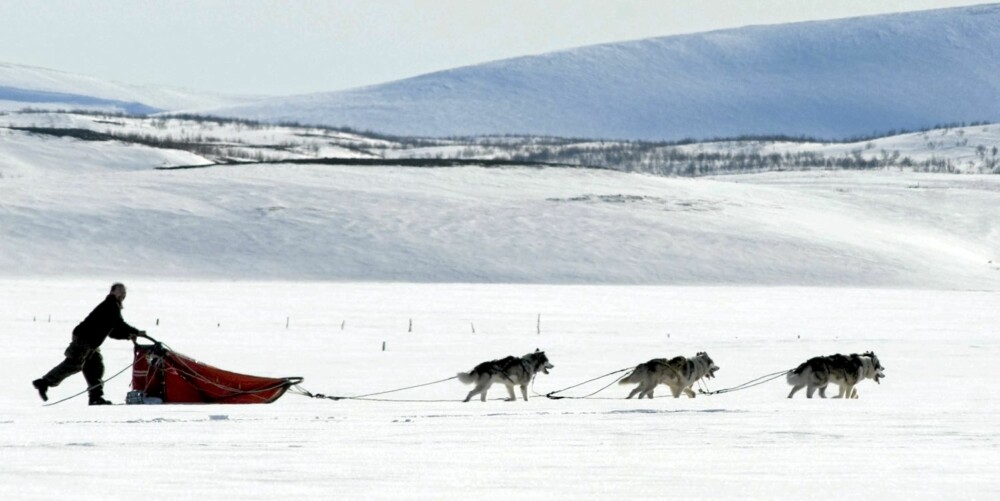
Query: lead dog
787,351,885,399
457,349,554,402
619,352,719,399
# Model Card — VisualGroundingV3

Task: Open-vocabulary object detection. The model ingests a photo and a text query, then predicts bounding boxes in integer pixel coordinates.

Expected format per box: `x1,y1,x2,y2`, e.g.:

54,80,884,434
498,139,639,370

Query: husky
787,351,885,399
619,352,719,399
457,349,554,402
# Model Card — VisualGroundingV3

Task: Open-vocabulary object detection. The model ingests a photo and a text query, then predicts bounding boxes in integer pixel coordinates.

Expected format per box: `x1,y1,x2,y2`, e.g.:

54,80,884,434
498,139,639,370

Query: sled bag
131,343,302,404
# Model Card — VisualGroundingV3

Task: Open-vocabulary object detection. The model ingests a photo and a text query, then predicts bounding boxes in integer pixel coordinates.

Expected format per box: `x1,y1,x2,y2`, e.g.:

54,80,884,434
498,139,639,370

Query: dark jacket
72,294,140,347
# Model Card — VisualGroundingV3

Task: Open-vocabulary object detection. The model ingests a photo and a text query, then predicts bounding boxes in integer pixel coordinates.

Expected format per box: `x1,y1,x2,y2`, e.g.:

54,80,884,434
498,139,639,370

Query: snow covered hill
199,4,1000,141
1,111,998,288
0,62,257,113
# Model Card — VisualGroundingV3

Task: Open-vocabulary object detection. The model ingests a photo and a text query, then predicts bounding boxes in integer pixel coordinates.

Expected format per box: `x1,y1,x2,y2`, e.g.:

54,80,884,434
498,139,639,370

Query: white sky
0,0,994,97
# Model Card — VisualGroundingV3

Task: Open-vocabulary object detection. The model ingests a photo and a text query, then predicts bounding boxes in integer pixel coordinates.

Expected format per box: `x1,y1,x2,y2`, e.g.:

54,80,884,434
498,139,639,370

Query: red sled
130,341,302,404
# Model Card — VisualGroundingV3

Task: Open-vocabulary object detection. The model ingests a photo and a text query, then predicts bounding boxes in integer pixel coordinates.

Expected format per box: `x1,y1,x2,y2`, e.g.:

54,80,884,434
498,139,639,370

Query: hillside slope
1,149,997,288
0,62,255,113
201,4,1000,141
2,111,998,288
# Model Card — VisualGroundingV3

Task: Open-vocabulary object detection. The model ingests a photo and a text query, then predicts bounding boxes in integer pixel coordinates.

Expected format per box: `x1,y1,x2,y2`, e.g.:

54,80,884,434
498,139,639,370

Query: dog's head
529,348,554,375
863,351,885,383
697,351,720,379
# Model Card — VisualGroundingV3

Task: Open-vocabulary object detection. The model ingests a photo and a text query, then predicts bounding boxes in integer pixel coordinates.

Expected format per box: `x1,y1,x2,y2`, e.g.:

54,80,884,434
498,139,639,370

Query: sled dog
619,352,719,399
457,349,554,402
786,351,885,399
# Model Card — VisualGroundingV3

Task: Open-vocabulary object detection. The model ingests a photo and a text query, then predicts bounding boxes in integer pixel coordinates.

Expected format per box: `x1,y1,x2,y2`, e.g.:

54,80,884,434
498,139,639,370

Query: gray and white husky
619,352,720,399
787,351,885,399
457,349,554,402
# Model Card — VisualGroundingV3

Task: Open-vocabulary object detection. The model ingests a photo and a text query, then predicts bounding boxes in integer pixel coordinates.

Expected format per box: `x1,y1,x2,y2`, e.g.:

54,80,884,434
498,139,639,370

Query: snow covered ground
2,280,997,499
2,111,1000,288
2,109,998,499
677,123,1000,173
2,149,999,288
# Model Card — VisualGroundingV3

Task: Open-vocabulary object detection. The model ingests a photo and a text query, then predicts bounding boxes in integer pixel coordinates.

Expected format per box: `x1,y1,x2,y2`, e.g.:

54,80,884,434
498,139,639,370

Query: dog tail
457,371,476,384
619,367,642,384
786,369,802,386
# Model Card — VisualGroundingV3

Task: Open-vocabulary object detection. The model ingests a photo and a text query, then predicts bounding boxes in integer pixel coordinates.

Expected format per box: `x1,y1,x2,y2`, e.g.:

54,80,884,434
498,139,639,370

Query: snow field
2,146,999,289
1,280,997,499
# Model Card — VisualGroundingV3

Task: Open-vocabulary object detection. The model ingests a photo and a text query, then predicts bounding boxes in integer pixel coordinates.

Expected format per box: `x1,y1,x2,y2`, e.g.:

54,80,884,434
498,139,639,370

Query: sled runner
130,339,302,404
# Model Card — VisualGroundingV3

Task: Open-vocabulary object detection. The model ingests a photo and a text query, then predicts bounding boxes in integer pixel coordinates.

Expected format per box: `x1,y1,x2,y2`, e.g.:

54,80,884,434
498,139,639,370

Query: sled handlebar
133,332,158,344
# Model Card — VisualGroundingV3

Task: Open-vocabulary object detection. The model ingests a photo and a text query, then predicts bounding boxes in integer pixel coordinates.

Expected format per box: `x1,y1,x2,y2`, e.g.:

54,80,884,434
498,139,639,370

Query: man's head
110,283,127,302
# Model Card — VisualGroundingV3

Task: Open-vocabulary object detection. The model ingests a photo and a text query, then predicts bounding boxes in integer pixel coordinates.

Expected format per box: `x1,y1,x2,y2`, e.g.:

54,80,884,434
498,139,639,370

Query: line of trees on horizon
7,109,1000,175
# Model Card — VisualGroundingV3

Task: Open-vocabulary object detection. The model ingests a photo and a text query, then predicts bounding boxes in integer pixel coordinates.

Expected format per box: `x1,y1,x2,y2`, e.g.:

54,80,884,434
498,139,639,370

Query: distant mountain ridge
200,4,1000,141
0,85,160,114
0,62,257,112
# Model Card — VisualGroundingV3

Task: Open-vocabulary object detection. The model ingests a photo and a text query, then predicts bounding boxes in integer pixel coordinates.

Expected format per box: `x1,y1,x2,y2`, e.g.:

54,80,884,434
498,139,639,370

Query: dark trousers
41,339,105,399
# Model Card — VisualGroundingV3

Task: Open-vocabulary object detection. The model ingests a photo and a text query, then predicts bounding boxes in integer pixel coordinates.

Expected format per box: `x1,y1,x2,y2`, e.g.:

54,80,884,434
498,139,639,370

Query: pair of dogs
457,350,884,402
786,351,885,399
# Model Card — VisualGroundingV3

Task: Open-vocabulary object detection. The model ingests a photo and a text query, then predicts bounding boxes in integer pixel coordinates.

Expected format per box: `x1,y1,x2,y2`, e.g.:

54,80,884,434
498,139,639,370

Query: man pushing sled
32,283,147,405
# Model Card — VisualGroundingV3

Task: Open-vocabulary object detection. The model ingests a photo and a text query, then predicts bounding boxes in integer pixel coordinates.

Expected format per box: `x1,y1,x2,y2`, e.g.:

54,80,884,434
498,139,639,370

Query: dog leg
465,382,484,403
787,384,805,398
464,380,484,402
806,385,817,398
626,386,642,399
670,386,682,399
504,384,516,402
684,387,696,398
845,385,856,399
818,385,828,398
520,384,529,401
635,382,650,399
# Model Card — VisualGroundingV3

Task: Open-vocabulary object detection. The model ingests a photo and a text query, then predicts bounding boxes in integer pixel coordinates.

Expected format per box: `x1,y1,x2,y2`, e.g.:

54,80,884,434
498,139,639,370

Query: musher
32,283,146,405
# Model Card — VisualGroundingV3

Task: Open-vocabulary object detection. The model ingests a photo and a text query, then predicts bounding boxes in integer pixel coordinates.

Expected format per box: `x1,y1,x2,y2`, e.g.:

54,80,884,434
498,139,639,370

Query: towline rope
697,369,791,395
42,361,136,407
288,367,795,403
543,367,634,400
294,375,460,402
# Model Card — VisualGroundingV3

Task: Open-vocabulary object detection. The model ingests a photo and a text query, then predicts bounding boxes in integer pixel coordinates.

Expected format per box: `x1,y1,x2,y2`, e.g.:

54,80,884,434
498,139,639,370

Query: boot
88,396,113,406
32,379,49,402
